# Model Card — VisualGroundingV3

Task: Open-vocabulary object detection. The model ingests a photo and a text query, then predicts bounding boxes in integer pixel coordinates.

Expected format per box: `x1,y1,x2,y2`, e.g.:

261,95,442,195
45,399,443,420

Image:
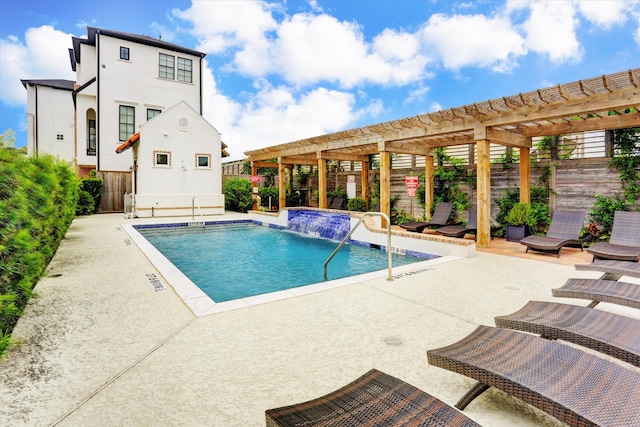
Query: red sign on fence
405,176,419,188
250,175,261,183
405,176,419,197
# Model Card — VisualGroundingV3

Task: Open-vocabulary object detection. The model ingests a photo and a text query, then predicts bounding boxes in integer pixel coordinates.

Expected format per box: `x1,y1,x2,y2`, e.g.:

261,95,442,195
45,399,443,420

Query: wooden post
361,160,369,202
278,160,286,210
476,139,491,248
519,146,531,204
318,157,327,208
424,155,434,220
379,151,391,227
251,163,258,210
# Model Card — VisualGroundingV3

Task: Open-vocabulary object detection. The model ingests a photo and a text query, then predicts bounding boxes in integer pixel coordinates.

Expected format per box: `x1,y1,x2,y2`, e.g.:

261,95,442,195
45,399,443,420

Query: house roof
21,79,75,91
115,132,140,154
72,27,205,65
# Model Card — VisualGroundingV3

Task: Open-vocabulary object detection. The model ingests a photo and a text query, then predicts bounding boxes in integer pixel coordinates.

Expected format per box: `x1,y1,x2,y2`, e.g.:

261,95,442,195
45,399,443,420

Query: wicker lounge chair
400,202,453,233
495,300,640,367
519,209,586,257
436,205,478,238
427,325,640,426
587,211,640,262
327,197,344,210
552,277,640,309
265,369,480,427
575,259,640,280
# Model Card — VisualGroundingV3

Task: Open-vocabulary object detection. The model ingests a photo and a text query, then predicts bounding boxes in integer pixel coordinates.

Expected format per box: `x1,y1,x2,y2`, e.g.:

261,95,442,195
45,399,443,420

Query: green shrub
347,197,367,212
0,146,78,358
224,178,253,212
79,176,103,213
258,186,279,209
76,191,95,215
505,203,537,227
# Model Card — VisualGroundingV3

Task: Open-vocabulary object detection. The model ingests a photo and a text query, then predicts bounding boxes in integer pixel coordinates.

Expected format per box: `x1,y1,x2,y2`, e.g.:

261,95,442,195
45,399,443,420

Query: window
147,109,161,121
119,105,135,141
159,53,175,79
87,119,96,155
154,151,171,167
120,46,130,60
177,57,192,83
196,154,211,168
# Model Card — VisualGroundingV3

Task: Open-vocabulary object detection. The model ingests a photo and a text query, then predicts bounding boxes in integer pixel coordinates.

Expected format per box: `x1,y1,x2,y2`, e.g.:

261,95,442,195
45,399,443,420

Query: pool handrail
324,212,393,281
191,196,205,227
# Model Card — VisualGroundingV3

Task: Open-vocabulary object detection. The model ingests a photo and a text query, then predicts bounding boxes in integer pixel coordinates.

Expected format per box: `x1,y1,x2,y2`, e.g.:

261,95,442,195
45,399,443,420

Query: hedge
0,147,78,356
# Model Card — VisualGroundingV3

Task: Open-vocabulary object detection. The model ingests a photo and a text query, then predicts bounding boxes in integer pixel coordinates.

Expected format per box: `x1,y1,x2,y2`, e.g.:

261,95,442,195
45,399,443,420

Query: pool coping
122,220,459,316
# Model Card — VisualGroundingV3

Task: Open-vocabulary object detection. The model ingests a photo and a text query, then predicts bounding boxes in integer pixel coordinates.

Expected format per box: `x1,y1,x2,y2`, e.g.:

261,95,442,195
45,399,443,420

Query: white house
21,79,76,160
116,101,225,217
22,26,227,213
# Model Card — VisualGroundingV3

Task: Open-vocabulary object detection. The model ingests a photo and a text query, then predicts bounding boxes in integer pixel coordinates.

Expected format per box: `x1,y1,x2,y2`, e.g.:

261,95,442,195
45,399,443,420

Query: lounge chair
519,209,586,257
436,205,477,238
552,277,640,309
587,211,640,262
427,325,640,426
400,202,453,233
327,197,344,210
575,259,640,280
265,369,480,427
495,300,640,367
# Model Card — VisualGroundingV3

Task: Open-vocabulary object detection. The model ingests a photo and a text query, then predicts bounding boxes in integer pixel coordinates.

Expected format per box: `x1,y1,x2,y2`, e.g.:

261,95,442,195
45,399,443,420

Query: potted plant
505,202,536,242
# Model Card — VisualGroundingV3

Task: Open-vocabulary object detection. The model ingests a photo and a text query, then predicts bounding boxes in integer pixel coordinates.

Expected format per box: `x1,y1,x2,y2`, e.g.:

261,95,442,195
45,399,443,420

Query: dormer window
120,46,130,61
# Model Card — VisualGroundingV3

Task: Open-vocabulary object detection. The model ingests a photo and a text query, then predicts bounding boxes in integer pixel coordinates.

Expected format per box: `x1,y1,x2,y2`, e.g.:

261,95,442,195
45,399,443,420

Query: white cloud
0,25,76,107
521,1,582,63
576,0,630,29
421,13,526,72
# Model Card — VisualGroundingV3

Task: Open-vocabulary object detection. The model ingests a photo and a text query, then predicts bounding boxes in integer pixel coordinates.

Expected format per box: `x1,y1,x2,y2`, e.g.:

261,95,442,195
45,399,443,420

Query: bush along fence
0,146,78,357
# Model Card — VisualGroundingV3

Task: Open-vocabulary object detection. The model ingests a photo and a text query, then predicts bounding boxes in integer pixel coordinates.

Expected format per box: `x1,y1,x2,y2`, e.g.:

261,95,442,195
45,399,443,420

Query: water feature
287,210,351,241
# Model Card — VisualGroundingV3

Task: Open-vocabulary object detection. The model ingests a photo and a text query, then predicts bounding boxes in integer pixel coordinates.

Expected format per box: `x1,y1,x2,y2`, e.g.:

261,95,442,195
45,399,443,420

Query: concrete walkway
1,213,635,426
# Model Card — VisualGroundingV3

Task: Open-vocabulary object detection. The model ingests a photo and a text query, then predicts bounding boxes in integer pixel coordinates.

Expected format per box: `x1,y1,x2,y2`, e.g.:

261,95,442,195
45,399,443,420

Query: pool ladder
190,197,205,227
324,212,393,281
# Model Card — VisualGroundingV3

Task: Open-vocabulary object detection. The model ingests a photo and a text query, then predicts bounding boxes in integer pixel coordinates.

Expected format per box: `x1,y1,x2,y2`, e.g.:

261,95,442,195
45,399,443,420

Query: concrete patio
1,213,638,426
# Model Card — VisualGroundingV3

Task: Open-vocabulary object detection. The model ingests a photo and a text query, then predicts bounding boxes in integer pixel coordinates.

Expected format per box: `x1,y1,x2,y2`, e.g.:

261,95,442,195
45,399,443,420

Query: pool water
138,223,424,302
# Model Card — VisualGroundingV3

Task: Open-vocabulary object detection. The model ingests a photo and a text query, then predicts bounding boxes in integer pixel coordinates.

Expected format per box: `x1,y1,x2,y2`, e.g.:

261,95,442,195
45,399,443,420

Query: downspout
199,54,204,115
34,85,38,156
96,29,101,171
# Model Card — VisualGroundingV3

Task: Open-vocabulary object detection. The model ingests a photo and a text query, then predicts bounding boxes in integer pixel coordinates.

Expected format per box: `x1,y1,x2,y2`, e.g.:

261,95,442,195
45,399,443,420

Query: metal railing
324,212,393,281
191,196,205,227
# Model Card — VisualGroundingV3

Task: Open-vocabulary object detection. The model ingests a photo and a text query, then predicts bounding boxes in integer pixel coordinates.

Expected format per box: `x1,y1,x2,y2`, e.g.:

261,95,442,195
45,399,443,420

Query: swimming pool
137,222,425,303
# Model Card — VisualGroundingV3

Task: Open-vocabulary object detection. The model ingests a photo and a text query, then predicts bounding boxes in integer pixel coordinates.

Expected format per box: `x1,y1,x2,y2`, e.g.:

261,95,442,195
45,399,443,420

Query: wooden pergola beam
474,127,531,148
522,111,640,137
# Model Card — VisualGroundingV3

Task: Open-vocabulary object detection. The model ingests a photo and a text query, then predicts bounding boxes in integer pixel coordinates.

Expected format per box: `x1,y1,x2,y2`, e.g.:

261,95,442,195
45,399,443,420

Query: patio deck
1,213,638,426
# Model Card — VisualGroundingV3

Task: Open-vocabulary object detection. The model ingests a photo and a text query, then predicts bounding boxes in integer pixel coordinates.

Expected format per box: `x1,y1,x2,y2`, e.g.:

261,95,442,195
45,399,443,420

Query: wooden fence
96,171,131,213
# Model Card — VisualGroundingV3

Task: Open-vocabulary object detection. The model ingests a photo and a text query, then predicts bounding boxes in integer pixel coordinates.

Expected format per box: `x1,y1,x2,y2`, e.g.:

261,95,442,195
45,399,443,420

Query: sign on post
250,175,261,183
405,176,419,197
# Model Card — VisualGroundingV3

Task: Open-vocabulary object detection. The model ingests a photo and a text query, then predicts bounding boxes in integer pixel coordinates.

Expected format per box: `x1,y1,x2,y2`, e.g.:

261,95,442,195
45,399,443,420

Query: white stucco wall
95,34,202,172
125,101,224,217
25,85,75,162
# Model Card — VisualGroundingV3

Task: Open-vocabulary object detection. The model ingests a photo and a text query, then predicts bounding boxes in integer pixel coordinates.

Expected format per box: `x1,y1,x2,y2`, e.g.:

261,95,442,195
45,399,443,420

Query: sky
1,0,639,161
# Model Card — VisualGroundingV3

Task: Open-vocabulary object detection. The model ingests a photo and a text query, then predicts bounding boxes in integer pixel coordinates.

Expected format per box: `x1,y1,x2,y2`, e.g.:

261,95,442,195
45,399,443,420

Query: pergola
245,68,640,248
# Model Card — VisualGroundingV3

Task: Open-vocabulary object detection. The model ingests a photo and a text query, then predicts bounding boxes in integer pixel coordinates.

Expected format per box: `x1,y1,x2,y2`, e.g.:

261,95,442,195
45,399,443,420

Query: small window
154,151,171,167
147,109,161,121
177,57,192,83
56,134,64,141
159,53,175,79
196,154,211,168
120,46,130,61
